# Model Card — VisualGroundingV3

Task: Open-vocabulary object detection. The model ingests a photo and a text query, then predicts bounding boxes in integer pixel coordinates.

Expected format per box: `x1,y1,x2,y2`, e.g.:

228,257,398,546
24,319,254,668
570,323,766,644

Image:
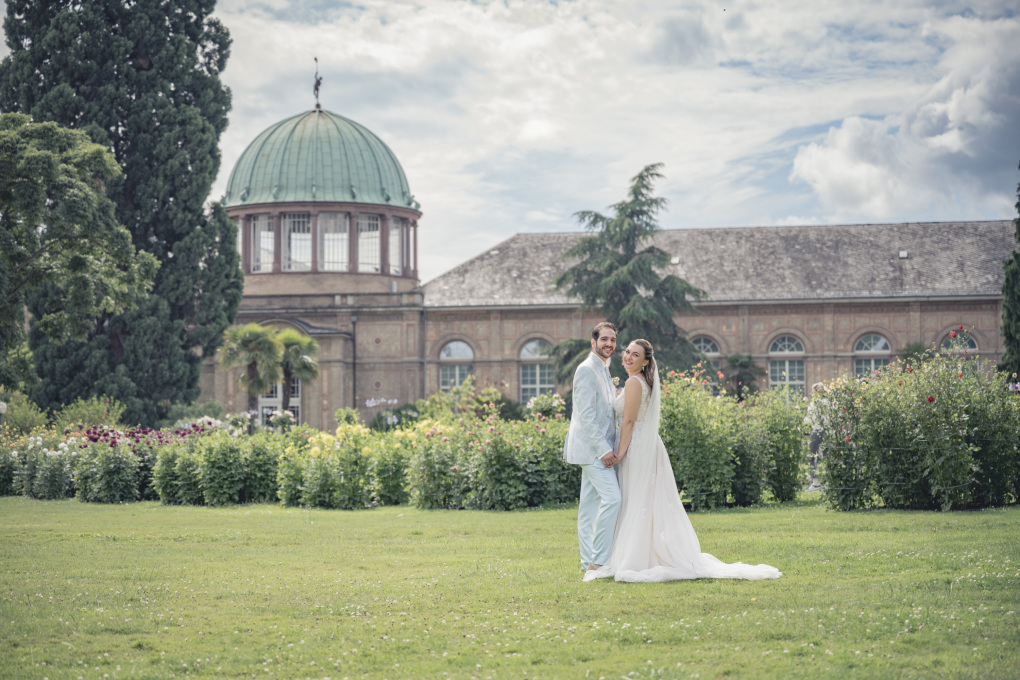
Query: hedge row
817,339,1020,511
660,372,807,510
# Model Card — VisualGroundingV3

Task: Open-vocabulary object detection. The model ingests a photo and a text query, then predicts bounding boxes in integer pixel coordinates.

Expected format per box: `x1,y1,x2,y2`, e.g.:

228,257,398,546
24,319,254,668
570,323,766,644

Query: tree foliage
0,0,242,426
276,328,320,415
553,163,706,382
0,113,157,388
1000,175,1020,378
721,354,766,402
219,324,283,414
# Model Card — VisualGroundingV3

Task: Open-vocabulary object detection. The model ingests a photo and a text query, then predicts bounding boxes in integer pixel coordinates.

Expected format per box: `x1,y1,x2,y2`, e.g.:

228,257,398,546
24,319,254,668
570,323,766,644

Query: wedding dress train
583,373,781,583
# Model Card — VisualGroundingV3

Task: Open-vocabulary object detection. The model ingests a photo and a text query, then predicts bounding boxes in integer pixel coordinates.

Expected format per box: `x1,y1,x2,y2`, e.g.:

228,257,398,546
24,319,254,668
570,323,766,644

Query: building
200,108,1015,428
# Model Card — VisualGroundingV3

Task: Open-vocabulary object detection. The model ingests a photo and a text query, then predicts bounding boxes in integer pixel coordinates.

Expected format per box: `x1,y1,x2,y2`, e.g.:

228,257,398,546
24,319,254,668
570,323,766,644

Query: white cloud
1,0,1015,282
789,12,1020,222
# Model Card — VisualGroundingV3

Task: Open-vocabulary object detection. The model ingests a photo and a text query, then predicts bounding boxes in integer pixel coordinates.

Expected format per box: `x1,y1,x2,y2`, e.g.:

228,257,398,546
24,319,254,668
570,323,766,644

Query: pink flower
927,395,935,403
441,436,449,442
959,324,964,330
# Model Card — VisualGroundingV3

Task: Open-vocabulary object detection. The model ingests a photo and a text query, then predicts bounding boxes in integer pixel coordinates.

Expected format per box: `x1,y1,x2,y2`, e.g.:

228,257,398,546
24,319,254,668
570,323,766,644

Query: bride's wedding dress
584,372,782,583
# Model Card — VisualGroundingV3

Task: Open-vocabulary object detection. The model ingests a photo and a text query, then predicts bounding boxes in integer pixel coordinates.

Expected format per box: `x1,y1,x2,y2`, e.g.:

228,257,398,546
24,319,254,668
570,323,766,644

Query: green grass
1,494,1018,680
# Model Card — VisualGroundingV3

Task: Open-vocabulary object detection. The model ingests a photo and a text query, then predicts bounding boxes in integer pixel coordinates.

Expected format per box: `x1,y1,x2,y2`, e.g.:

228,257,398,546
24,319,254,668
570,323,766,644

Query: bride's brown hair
633,339,656,389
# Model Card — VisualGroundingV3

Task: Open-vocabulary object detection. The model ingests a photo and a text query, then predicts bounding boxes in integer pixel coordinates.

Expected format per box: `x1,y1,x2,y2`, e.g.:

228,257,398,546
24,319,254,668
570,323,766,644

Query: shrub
408,422,469,509
819,335,1020,511
276,447,306,507
968,381,1020,507
53,396,126,432
730,404,767,506
754,389,808,502
660,373,734,510
819,378,878,511
285,427,374,510
242,431,282,503
173,445,206,505
465,422,531,511
74,443,139,503
517,415,575,506
0,445,16,495
0,392,48,435
371,431,411,506
33,451,74,499
152,444,182,505
198,433,246,506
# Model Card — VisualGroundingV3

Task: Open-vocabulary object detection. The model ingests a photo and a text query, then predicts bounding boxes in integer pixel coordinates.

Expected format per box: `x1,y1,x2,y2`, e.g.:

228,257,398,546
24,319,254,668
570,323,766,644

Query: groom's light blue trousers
577,460,621,569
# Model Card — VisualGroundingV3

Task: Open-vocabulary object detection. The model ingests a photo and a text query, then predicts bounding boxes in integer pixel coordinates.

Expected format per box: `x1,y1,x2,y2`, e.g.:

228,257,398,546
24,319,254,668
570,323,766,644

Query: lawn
1,494,1017,680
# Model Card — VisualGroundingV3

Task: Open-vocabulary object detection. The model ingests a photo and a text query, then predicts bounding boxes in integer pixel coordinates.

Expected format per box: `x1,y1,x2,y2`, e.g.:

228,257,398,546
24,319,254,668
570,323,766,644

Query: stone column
240,214,250,274
349,212,360,273
380,214,390,275
310,212,319,273
272,212,282,273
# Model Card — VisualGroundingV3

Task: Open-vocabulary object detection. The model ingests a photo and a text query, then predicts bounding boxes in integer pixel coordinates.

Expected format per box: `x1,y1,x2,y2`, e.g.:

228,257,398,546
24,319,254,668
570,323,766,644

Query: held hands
602,451,623,467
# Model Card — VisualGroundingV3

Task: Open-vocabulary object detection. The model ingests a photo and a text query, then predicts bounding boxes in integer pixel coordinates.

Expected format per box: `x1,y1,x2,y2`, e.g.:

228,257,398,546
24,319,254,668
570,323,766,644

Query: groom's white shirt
563,352,617,465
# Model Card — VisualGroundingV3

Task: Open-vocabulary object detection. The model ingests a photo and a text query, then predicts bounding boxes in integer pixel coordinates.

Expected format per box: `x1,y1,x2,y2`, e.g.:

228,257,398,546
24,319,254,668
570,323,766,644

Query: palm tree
220,324,283,432
275,328,320,416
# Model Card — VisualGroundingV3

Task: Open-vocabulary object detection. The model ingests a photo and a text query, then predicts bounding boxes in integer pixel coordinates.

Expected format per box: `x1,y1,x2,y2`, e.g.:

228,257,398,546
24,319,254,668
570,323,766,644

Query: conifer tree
0,114,157,388
0,0,242,425
1000,176,1020,378
554,164,706,383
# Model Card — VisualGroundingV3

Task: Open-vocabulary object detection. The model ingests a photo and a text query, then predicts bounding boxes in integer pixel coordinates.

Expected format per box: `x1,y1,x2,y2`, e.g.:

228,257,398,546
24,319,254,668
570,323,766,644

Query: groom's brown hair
591,321,617,341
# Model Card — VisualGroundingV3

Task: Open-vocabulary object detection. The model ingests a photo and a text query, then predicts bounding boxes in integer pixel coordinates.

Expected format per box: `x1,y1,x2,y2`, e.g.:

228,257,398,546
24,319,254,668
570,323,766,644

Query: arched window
941,331,979,373
692,336,722,392
941,334,978,351
520,339,554,402
439,341,474,391
854,333,891,377
769,335,805,398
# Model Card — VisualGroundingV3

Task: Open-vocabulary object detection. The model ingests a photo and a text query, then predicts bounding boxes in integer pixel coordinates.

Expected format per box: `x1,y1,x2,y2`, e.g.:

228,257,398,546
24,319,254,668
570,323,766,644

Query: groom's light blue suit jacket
563,353,618,465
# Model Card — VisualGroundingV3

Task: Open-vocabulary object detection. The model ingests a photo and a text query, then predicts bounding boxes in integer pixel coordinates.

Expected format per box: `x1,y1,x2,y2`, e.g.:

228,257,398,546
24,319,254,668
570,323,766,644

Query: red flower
845,435,851,442
949,331,957,339
897,381,903,386
927,395,935,403
958,372,963,378
907,366,913,373
703,379,709,384
959,324,964,330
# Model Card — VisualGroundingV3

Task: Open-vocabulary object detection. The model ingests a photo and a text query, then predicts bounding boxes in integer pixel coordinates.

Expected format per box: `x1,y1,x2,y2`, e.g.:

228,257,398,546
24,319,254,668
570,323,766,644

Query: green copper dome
223,108,417,209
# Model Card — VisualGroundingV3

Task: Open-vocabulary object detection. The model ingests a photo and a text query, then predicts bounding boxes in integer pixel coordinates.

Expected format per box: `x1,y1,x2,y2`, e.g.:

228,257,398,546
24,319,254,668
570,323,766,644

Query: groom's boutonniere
612,376,620,387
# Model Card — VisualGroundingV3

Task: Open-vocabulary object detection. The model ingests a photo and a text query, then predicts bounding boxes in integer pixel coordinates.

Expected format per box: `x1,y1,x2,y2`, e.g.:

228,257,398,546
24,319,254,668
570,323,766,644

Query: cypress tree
1001,175,1020,378
0,0,242,425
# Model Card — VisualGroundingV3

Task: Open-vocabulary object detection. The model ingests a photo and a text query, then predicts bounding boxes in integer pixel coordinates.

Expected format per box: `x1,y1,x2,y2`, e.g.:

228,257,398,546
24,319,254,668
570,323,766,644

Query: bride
584,339,782,583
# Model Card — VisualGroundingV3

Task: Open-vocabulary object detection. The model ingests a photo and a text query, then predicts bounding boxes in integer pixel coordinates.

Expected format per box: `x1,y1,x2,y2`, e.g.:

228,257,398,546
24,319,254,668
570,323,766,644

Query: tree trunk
247,363,259,435
280,369,292,414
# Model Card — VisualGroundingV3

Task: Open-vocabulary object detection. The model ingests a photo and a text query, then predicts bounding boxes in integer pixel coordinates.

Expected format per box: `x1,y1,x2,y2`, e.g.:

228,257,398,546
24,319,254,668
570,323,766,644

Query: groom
564,321,621,572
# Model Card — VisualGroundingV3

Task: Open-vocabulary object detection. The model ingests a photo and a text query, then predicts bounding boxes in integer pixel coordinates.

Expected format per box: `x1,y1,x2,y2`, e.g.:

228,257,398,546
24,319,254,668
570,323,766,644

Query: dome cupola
224,108,418,209
224,108,422,293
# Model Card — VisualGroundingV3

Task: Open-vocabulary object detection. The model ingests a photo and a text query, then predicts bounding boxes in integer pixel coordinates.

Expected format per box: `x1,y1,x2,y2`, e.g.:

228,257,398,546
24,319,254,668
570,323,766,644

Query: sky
3,1,1019,282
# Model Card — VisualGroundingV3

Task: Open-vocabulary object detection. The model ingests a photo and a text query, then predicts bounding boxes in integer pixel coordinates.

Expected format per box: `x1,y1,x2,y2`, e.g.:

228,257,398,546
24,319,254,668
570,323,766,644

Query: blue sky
3,1,1018,281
